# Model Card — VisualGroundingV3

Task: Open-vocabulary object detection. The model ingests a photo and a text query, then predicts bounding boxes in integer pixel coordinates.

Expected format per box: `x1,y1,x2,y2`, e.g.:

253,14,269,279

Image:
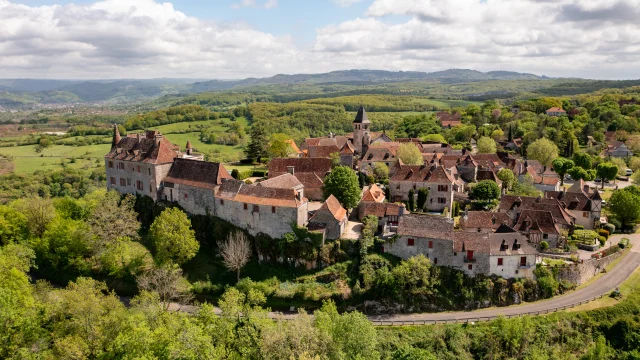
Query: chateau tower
352,106,370,154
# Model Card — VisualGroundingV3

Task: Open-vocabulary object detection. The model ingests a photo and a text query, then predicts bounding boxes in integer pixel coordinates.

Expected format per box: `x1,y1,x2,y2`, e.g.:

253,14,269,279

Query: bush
574,225,585,230
609,218,622,231
540,241,549,251
231,169,240,179
598,229,610,239
602,223,616,234
619,238,630,249
598,236,606,246
244,179,253,184
252,169,267,177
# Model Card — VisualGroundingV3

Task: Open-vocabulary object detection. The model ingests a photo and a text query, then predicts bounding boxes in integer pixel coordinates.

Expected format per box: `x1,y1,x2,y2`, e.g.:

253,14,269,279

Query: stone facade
389,164,454,214
555,251,624,285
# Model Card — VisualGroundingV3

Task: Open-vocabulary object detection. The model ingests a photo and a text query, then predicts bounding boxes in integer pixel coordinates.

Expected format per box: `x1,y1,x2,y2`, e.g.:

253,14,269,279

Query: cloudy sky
1,0,639,80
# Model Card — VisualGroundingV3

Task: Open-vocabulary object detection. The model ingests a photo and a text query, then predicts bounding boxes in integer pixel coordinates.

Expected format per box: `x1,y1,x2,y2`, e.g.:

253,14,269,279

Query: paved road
367,234,640,324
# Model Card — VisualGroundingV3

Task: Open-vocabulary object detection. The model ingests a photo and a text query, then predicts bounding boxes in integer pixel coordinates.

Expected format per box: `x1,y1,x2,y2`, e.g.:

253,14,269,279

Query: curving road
366,234,640,325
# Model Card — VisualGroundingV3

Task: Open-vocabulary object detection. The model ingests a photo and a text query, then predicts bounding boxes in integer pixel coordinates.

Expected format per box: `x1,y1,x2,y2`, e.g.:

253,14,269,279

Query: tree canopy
396,143,423,165
526,138,559,166
149,207,199,265
323,166,361,210
476,136,497,154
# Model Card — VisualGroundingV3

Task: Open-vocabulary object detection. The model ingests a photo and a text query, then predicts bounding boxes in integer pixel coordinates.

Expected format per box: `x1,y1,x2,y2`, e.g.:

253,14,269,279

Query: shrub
574,225,585,230
252,169,267,177
598,236,606,246
598,229,610,239
619,238,630,249
540,241,549,251
244,179,253,184
231,169,239,179
602,223,616,234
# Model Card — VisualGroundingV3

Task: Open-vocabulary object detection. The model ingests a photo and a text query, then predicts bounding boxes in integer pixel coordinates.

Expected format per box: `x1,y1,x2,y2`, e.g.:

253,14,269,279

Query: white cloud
231,0,277,9
0,0,639,80
331,0,364,7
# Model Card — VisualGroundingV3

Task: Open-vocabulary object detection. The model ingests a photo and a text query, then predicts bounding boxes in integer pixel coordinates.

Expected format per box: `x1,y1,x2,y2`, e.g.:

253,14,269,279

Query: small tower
352,106,370,155
186,140,193,156
111,124,121,149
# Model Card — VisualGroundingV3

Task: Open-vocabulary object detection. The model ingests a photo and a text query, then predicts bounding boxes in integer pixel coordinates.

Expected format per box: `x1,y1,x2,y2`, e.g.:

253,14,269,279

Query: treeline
303,95,446,112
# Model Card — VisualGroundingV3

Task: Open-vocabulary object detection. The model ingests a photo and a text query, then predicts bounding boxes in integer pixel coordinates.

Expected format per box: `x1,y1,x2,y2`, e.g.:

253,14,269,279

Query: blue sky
2,0,640,79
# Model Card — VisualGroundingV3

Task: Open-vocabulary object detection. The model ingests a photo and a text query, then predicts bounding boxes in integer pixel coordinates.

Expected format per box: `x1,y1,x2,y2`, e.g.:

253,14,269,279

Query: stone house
257,173,305,199
361,184,385,203
545,180,602,230
358,201,405,233
214,179,308,239
545,107,566,117
105,127,180,201
268,157,332,201
604,141,633,158
308,195,348,241
512,210,561,248
160,158,232,215
488,231,538,279
389,163,455,214
516,160,560,192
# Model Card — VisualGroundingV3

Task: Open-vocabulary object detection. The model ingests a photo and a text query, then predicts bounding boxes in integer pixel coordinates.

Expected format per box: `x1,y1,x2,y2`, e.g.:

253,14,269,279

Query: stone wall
105,159,169,200
389,180,453,213
160,183,216,216
556,250,624,285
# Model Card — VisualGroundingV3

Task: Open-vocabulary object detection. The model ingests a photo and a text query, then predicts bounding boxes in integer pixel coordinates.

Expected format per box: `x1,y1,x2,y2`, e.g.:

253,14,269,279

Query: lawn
0,143,110,174
147,117,248,134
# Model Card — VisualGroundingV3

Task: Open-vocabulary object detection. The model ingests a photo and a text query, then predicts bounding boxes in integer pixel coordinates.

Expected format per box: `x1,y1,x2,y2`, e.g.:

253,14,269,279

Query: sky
1,0,640,80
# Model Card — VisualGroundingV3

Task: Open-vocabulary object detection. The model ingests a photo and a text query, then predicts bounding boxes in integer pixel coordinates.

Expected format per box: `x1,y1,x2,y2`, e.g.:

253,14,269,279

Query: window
108,161,113,168
184,193,188,199
438,185,448,192
110,177,116,185
137,165,141,173
434,258,438,265
520,257,527,266
468,264,472,270
407,238,415,246
497,258,503,266
272,206,276,213
253,205,259,213
220,199,224,205
120,178,126,186
428,240,433,249
438,197,446,204
127,178,131,186
136,180,143,191
149,184,152,193
583,211,589,218
543,234,548,239
244,203,248,210
467,250,474,260
148,168,151,175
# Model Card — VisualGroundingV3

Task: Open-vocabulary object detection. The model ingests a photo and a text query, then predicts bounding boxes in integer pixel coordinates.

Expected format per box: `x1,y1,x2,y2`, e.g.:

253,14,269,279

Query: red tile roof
390,164,454,184
163,158,231,190
105,131,179,164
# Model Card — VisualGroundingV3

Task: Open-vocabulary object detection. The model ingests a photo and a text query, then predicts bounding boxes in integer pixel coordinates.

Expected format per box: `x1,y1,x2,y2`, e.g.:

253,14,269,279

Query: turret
111,124,121,149
352,106,370,155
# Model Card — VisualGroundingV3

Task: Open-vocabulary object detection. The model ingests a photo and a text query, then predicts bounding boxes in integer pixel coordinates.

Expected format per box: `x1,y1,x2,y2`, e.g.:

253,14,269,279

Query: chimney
136,133,141,143
155,134,163,146
398,203,406,217
583,184,590,194
111,124,121,149
287,166,295,175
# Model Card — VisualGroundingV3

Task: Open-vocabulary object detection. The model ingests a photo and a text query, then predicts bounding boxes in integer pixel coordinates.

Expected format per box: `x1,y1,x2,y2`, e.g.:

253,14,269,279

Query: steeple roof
111,124,121,149
186,140,192,150
353,106,370,124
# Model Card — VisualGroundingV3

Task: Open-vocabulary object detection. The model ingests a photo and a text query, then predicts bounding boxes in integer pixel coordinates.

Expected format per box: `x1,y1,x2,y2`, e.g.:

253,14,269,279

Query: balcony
463,256,476,263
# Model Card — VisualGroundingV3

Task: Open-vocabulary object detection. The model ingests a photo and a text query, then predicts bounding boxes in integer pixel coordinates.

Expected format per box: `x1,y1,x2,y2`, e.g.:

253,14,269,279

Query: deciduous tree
596,162,619,189
470,180,501,201
497,168,516,190
396,143,423,165
477,136,497,153
526,138,559,166
219,231,252,282
551,157,574,186
150,208,199,264
609,187,640,229
323,166,361,210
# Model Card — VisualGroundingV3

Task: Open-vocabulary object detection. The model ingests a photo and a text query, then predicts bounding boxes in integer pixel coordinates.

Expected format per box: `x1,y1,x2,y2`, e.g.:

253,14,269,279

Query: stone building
389,162,455,214
160,158,232,215
308,195,348,241
105,126,180,201
545,180,602,230
267,157,332,201
214,179,308,239
358,201,405,233
488,231,538,279
459,211,512,233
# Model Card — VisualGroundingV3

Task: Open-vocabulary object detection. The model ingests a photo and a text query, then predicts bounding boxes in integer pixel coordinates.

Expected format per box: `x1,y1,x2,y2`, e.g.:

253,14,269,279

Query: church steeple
111,124,121,149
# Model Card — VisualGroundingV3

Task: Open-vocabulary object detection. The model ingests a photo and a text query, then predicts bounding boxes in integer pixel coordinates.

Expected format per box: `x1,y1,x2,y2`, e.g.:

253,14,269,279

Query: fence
368,294,605,326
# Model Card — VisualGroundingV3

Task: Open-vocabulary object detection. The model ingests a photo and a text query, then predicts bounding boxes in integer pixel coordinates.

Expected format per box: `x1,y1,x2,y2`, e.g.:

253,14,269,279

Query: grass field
0,143,109,174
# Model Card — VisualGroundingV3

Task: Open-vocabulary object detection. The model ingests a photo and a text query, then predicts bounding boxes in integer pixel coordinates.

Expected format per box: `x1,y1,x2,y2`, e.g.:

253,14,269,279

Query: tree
0,205,28,245
14,196,55,238
573,152,592,170
422,134,446,143
497,168,516,190
372,163,389,181
323,166,361,210
596,162,619,189
470,180,501,201
219,231,252,282
408,189,415,212
511,174,541,197
86,190,140,251
569,166,596,181
609,187,640,229
526,138,559,166
396,143,423,165
609,157,627,177
329,152,341,168
150,208,199,265
416,188,429,211
245,125,268,162
551,158,574,186
491,129,504,141
99,237,153,279
267,133,295,158
476,136,497,154
137,265,193,311
629,157,640,172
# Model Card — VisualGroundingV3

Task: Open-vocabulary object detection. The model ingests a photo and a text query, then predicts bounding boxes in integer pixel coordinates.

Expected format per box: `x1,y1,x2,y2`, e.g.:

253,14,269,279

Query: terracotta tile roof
217,179,305,208
546,107,566,113
545,191,593,212
514,210,559,235
105,131,179,164
308,145,340,158
459,212,511,230
453,232,490,253
390,164,454,184
361,184,385,202
268,157,332,176
397,214,454,240
359,202,402,219
163,158,232,190
257,173,303,189
284,139,302,154
489,233,538,256
292,172,324,188
310,194,347,222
